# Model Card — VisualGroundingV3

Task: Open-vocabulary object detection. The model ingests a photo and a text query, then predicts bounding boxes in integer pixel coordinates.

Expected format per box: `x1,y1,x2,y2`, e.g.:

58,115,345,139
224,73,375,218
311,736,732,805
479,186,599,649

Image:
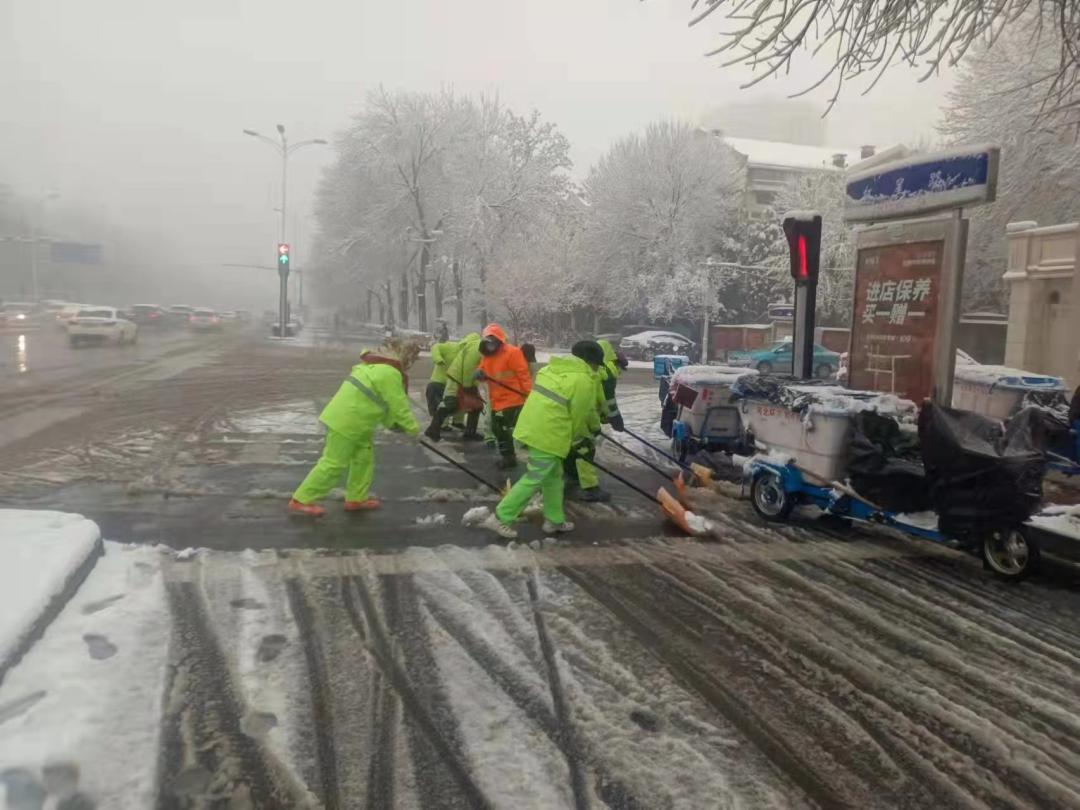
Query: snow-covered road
4,338,1080,808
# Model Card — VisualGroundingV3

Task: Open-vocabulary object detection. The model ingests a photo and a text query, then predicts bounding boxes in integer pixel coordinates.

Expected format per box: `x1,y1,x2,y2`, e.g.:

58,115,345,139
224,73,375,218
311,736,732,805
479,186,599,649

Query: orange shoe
344,498,381,511
288,499,325,517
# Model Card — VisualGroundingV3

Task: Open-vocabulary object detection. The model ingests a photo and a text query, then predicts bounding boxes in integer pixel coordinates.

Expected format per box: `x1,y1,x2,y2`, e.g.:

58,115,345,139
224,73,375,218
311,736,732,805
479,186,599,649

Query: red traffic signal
782,213,822,284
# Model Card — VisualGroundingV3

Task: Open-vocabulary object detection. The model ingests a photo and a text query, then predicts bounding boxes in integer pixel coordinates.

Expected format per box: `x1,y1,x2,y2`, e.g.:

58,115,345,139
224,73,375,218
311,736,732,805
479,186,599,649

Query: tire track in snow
650,555,1080,808
341,574,494,810
525,571,592,810
559,565,854,809
157,580,311,808
284,578,342,810
417,569,655,809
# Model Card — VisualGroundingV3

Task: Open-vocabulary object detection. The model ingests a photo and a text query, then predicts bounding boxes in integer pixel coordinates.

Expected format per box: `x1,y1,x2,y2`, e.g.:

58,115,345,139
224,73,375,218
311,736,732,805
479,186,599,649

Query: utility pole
242,126,326,336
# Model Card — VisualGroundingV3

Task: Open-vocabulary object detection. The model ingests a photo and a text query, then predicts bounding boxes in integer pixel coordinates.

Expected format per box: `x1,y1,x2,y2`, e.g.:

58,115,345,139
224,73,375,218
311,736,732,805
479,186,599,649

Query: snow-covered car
188,308,223,331
67,307,137,347
619,330,696,361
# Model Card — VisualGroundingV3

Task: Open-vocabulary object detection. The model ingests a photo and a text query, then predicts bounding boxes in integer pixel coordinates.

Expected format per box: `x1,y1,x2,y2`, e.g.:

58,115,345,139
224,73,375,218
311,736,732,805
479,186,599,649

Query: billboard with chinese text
849,240,944,402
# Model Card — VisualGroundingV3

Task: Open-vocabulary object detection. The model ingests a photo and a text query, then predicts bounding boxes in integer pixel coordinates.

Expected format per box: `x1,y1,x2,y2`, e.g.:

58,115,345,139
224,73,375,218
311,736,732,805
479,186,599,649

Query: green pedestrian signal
277,243,290,276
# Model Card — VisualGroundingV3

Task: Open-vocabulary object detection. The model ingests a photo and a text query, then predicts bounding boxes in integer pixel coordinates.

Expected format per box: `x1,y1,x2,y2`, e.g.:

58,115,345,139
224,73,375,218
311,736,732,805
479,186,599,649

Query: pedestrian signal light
782,214,822,285
277,243,290,269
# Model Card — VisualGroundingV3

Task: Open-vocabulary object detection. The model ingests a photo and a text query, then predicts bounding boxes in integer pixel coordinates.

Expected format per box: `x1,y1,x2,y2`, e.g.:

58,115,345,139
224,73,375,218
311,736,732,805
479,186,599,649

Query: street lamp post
242,126,326,336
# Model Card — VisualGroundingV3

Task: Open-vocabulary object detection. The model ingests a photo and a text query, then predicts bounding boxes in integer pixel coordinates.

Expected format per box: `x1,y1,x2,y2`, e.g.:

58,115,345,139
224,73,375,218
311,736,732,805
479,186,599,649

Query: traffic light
782,214,822,285
277,243,290,270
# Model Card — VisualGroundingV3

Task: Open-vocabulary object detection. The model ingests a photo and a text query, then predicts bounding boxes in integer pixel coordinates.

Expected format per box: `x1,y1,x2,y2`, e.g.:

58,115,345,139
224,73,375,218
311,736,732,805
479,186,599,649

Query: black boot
497,454,518,470
424,419,442,442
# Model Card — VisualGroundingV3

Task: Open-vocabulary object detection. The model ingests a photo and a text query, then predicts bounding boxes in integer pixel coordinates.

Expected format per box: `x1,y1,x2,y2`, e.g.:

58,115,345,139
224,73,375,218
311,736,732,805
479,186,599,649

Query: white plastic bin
952,365,1066,421
740,399,852,481
670,365,753,442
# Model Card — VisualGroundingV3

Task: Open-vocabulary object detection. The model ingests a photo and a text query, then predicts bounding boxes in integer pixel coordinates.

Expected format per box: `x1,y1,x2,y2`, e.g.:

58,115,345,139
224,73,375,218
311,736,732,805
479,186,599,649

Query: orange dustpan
658,485,698,535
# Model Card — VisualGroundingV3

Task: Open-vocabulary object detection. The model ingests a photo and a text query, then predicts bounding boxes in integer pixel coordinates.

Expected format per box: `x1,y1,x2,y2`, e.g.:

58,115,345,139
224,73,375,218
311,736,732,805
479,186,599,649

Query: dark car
164,304,195,327
127,304,166,326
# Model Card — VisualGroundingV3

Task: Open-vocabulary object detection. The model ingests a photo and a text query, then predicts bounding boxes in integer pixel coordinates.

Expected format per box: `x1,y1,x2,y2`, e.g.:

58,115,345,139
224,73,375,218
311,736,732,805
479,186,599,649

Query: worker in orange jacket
474,323,532,469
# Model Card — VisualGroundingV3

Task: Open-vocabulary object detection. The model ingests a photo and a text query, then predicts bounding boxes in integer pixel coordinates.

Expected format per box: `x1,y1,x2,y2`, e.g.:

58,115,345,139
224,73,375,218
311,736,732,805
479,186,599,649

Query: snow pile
1028,503,1080,539
671,364,756,388
953,363,1065,390
415,513,448,526
782,209,821,222
684,511,714,536
462,506,492,527
0,510,102,678
0,544,170,809
894,511,940,531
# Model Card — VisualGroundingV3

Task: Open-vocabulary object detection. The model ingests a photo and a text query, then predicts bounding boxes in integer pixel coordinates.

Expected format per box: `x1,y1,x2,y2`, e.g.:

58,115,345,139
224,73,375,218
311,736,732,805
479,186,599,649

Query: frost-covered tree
940,21,1080,309
581,122,746,325
684,1,1080,114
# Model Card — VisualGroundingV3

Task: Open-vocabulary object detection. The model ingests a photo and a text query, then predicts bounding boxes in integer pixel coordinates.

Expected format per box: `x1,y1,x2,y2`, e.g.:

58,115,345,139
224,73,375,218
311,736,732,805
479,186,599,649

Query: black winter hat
571,340,604,366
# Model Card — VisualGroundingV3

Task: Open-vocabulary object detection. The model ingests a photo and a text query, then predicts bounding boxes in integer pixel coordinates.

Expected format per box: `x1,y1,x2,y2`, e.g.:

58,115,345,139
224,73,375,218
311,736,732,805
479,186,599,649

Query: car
66,307,137,347
54,303,93,329
127,304,166,326
188,308,223,330
165,304,195,327
728,339,840,377
0,302,40,326
619,330,697,361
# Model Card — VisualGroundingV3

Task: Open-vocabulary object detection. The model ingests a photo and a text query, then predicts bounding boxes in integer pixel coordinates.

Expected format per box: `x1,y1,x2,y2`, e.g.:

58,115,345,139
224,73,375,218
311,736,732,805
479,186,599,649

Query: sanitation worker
425,332,483,441
474,324,532,469
426,337,462,417
479,340,604,539
564,339,628,502
288,345,419,517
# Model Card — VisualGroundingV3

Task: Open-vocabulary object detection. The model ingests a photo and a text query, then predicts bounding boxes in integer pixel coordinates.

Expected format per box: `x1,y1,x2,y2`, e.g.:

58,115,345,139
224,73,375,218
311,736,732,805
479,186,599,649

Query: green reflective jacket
597,339,622,419
320,362,419,441
443,333,482,398
513,355,601,458
429,340,462,386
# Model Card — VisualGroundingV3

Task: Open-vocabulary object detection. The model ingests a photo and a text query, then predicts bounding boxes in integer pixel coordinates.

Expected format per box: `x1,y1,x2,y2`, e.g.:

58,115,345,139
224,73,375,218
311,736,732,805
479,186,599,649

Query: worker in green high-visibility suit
477,341,604,540
289,349,419,517
564,339,627,502
424,332,483,442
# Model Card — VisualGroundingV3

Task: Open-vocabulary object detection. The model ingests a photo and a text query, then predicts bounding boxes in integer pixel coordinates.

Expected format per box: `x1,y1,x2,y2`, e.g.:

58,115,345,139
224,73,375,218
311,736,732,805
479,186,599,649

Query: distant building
701,100,827,147
718,135,876,213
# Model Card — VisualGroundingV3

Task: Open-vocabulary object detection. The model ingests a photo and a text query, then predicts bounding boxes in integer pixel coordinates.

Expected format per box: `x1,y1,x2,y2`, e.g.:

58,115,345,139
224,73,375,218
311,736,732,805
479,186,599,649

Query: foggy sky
0,0,952,307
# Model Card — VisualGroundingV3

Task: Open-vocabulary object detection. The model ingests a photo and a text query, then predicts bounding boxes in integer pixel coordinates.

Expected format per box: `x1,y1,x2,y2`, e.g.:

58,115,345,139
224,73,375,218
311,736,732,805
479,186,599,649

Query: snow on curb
0,510,103,686
0,542,171,808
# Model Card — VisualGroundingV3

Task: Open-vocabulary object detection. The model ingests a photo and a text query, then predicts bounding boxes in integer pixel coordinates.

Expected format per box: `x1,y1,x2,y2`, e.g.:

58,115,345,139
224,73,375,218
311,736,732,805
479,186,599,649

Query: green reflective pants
292,428,375,504
495,448,565,524
564,437,600,489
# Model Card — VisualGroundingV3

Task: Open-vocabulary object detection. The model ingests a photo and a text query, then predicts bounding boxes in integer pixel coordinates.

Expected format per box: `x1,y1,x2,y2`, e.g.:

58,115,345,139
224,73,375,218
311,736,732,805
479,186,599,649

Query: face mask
480,338,501,356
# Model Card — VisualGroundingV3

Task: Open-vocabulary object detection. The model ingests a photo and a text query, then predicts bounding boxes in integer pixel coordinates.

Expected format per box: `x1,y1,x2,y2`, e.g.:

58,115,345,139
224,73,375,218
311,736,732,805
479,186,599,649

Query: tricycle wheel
982,528,1040,581
750,472,794,522
671,437,688,464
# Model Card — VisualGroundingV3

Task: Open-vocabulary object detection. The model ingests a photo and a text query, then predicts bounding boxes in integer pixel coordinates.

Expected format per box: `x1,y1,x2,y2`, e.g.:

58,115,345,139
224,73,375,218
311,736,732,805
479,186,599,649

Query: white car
55,303,94,329
188,308,223,330
619,330,696,361
67,307,137,347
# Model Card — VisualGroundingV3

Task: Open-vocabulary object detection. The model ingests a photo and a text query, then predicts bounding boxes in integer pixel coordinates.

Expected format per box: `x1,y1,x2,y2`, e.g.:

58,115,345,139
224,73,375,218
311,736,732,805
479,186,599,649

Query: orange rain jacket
478,323,533,412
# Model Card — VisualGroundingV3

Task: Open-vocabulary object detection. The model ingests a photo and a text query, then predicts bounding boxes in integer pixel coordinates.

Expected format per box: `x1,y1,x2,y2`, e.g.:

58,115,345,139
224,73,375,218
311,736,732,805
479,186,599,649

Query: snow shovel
586,458,699,536
622,426,695,473
602,432,681,481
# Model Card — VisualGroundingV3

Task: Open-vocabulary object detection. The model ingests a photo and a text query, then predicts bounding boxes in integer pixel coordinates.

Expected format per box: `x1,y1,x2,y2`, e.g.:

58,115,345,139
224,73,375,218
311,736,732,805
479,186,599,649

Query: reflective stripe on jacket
513,355,601,458
320,362,419,441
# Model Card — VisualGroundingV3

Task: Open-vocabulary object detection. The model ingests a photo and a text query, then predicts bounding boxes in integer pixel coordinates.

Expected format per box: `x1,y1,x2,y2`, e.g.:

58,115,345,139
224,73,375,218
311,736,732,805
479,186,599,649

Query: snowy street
3,334,1080,808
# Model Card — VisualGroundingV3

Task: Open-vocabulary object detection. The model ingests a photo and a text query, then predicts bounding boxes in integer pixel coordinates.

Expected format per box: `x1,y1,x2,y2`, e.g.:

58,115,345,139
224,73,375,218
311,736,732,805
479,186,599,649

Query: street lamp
242,126,327,335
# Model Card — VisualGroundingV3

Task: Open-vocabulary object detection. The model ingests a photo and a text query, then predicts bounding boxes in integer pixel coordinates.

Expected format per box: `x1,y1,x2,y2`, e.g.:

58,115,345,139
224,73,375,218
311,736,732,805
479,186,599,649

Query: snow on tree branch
686,1,1080,114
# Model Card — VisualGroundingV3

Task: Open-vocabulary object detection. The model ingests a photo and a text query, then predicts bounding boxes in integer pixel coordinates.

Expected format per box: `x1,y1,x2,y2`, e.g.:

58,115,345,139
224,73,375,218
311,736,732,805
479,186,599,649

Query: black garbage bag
847,411,931,513
917,402,1045,539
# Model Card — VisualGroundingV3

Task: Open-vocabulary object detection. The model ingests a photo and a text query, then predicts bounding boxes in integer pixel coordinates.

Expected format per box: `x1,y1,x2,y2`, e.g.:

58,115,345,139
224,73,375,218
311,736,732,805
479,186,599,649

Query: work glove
440,395,458,413
473,369,487,381
610,414,626,432
572,438,594,458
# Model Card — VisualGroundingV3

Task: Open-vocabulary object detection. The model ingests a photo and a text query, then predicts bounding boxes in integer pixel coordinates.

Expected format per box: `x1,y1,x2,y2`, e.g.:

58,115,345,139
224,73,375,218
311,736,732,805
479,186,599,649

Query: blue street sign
844,145,999,223
49,241,103,265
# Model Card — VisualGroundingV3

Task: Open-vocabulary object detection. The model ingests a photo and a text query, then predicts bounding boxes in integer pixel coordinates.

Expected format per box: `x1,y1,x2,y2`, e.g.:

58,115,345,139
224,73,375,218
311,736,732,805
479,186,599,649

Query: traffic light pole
278,128,289,338
792,281,817,379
